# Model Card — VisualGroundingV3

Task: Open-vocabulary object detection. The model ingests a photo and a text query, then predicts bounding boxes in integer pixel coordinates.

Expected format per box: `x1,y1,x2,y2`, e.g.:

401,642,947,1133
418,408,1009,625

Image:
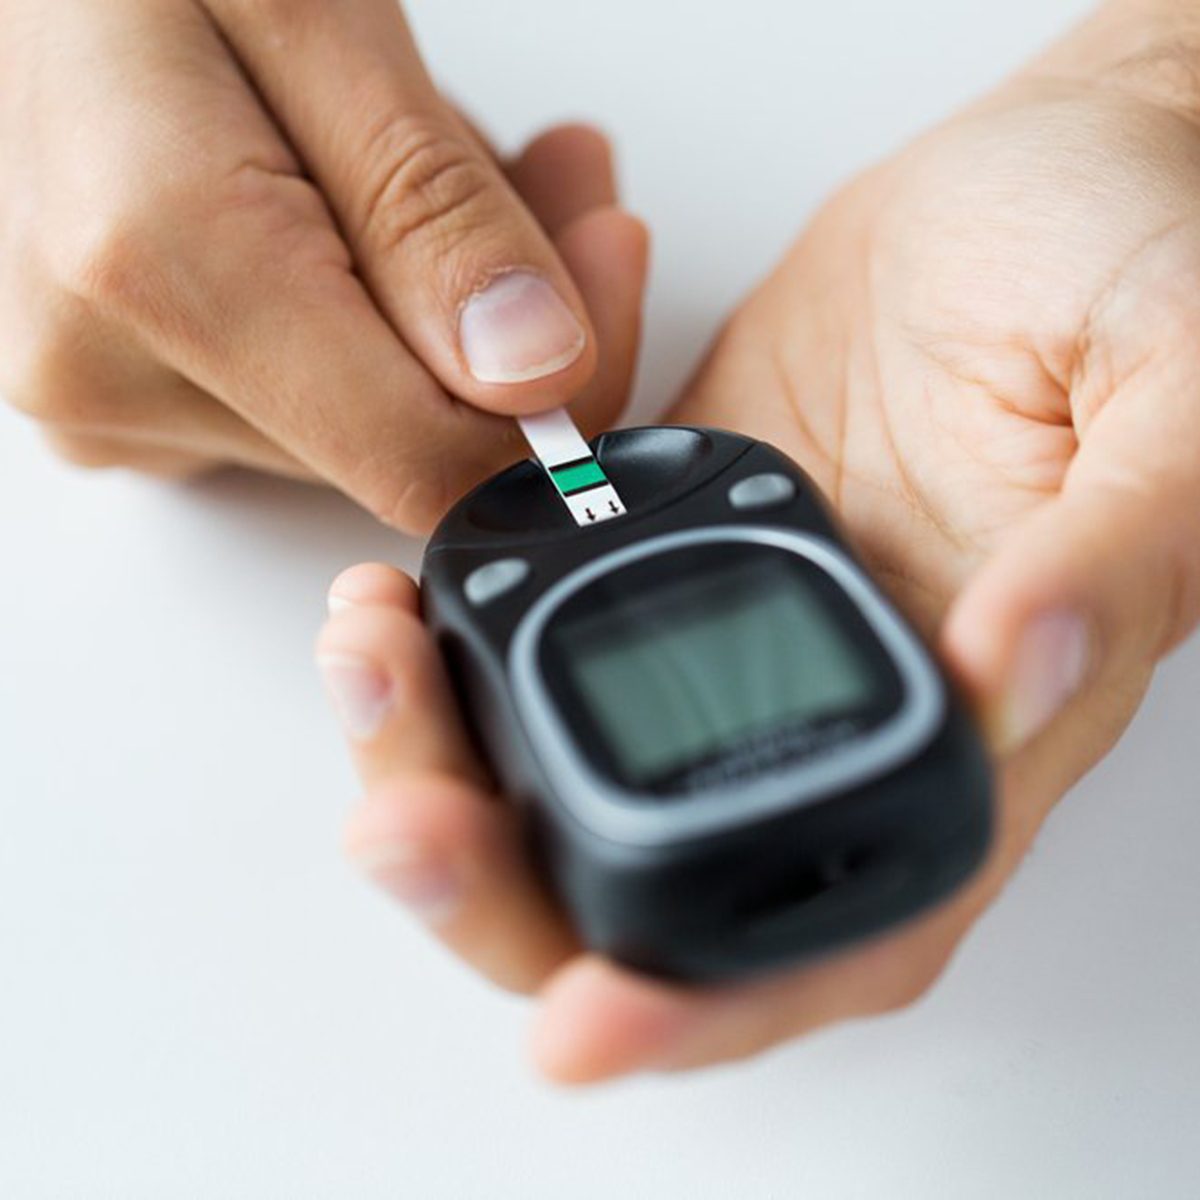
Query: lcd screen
560,557,880,785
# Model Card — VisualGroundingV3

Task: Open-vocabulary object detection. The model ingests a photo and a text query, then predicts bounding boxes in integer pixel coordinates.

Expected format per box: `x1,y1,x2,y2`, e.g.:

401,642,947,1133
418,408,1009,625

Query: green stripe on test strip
551,459,608,495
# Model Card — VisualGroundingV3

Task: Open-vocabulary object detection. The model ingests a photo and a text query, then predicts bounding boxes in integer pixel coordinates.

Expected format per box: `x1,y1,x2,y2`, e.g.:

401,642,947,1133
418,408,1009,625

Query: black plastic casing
421,427,993,982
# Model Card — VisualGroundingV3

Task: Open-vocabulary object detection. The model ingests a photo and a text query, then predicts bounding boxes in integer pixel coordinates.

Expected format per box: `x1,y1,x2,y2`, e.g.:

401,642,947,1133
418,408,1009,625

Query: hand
317,3,1200,1081
0,0,646,531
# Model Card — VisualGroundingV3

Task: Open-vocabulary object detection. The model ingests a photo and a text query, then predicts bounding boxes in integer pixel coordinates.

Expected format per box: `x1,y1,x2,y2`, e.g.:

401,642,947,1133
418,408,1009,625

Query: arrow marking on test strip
519,410,627,526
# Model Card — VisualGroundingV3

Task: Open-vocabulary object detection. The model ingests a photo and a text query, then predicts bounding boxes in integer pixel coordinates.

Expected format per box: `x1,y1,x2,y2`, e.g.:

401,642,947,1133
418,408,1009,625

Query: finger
32,366,315,481
17,181,310,482
94,378,313,480
41,428,217,480
204,0,598,412
532,958,713,1084
531,955,886,1086
943,491,1151,769
532,888,978,1085
325,561,415,616
507,124,618,236
943,303,1200,764
344,775,576,994
551,207,650,438
317,564,574,990
315,571,485,787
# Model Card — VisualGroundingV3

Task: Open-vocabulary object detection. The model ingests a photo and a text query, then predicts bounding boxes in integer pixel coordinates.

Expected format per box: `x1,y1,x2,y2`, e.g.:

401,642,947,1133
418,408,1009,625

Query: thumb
204,0,596,413
943,353,1200,764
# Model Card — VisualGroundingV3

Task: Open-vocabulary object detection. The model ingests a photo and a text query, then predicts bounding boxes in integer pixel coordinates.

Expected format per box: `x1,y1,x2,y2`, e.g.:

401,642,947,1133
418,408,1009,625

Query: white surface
2,1,1198,1197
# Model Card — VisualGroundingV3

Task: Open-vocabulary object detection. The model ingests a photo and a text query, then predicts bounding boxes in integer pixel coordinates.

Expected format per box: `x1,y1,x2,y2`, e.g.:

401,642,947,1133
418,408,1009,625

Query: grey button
464,558,531,607
728,472,796,510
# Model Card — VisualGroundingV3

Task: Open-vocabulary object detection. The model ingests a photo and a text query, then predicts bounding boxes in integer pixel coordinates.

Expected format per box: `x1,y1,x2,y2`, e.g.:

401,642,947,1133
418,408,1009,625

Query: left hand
0,0,645,531
316,3,1200,1082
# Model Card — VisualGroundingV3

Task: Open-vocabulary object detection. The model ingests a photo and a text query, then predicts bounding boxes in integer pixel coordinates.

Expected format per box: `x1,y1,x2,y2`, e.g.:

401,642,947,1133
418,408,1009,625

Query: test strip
518,410,627,526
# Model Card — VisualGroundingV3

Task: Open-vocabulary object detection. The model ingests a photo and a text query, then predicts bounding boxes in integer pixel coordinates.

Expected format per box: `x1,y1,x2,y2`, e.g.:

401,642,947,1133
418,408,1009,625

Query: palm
675,80,1199,636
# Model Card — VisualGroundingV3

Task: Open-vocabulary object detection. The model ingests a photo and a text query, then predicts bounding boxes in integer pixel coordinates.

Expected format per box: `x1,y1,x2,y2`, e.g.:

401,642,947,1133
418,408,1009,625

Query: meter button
728,472,796,511
464,558,531,607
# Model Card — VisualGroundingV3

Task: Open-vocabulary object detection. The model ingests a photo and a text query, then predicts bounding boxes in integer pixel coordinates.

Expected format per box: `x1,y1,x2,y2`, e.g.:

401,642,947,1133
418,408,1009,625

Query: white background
2,1,1198,1196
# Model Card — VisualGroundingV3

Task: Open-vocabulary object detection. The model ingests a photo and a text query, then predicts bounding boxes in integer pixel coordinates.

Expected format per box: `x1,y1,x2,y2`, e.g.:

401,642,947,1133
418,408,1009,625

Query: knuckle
57,210,157,318
357,116,496,263
1101,37,1200,117
362,423,520,534
380,482,448,538
19,388,96,427
370,415,526,533
41,429,126,471
365,468,455,537
4,324,106,427
212,162,345,268
55,162,341,334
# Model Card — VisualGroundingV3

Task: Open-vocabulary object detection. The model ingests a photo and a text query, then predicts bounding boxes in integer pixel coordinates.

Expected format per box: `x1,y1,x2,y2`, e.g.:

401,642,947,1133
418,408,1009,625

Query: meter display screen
551,552,896,789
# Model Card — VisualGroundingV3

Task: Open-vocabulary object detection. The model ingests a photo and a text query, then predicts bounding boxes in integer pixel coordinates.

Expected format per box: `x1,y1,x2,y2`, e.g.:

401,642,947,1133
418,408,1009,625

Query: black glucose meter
421,427,993,981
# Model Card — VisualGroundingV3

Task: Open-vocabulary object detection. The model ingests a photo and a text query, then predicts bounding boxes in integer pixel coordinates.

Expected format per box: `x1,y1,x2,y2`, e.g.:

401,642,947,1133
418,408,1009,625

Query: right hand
0,0,647,531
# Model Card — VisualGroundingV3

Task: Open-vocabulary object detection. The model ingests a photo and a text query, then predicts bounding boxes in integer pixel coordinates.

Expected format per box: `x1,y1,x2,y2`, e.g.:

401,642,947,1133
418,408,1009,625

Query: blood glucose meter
421,424,992,981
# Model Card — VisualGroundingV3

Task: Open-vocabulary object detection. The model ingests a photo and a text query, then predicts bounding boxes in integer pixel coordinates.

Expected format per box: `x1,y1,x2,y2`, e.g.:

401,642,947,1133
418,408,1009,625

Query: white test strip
518,410,627,527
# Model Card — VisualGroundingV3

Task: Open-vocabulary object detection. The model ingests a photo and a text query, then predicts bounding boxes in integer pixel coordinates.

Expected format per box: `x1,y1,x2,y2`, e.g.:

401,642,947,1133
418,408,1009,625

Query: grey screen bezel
509,527,945,847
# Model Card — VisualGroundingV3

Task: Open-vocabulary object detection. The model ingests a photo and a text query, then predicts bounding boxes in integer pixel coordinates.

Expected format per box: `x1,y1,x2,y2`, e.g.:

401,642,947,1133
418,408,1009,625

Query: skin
0,0,647,531
318,1,1200,1083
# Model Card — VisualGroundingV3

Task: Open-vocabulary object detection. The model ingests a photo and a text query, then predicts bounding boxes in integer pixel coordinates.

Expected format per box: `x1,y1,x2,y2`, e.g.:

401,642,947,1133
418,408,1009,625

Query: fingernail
318,653,393,741
1000,611,1091,753
351,842,461,926
460,271,586,384
327,592,355,616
